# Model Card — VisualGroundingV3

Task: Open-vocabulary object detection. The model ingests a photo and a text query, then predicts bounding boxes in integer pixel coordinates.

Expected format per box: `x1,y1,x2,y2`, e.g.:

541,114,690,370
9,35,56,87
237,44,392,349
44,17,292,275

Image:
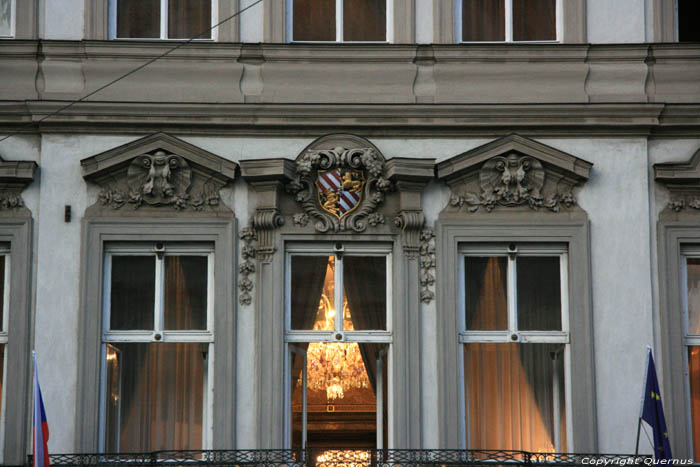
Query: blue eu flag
641,350,672,460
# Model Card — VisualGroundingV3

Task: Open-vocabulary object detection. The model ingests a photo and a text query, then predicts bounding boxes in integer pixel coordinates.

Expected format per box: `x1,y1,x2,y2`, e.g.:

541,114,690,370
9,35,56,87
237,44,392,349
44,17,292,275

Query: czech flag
32,351,49,467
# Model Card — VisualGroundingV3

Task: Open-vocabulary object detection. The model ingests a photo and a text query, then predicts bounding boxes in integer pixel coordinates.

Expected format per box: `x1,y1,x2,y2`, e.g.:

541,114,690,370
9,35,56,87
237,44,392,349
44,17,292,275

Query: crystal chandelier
304,294,370,401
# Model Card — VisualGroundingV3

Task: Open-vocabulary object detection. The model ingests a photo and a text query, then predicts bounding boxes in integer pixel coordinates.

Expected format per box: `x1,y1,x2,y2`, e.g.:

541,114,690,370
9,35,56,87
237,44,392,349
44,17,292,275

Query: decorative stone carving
655,147,700,215
0,160,38,214
252,208,284,261
437,134,592,215
287,146,392,233
238,227,257,306
394,211,425,259
82,133,237,214
419,229,436,304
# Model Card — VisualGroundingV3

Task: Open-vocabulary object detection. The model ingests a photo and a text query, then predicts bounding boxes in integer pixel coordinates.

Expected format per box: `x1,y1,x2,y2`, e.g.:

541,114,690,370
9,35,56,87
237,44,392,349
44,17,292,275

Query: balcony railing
28,449,652,466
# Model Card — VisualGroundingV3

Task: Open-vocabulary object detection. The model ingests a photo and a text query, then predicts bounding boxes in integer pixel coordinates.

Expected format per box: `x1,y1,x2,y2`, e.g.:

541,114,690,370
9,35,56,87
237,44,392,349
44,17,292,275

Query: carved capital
655,147,700,216
394,210,425,259
251,208,284,261
0,160,38,214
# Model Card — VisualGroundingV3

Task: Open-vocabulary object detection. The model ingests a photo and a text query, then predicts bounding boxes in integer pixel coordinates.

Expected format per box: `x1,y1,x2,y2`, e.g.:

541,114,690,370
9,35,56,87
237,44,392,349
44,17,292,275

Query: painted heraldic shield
316,168,366,219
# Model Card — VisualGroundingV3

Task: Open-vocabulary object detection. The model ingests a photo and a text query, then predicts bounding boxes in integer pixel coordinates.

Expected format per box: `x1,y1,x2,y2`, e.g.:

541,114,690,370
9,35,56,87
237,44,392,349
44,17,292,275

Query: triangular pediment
436,134,592,214
654,145,700,213
81,133,237,213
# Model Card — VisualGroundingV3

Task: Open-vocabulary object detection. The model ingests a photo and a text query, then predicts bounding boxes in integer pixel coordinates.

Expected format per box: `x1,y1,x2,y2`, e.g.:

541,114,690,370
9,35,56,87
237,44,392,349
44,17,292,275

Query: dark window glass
110,256,155,330
687,258,700,334
343,256,386,330
679,0,700,42
465,257,508,330
293,0,335,41
291,256,334,330
512,0,556,41
344,0,386,41
168,0,211,39
517,257,562,331
104,343,204,452
462,0,505,41
0,256,5,332
164,256,207,330
117,0,160,38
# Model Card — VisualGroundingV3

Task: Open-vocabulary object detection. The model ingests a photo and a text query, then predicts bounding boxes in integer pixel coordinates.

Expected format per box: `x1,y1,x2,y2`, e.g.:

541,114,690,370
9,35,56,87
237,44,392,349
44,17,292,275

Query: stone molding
437,134,592,215
81,133,237,214
655,146,700,214
0,159,38,214
238,226,257,306
419,229,436,304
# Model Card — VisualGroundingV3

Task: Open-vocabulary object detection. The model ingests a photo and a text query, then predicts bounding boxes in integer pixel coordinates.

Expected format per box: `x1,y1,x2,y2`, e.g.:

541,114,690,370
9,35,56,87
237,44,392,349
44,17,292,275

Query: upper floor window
677,0,700,42
0,0,14,38
100,243,214,452
458,0,558,42
460,244,569,452
110,0,214,40
287,0,387,42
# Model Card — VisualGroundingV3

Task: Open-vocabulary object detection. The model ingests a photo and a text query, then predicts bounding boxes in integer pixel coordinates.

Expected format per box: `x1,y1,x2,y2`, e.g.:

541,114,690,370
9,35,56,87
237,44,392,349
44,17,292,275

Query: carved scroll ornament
286,146,392,233
450,153,576,213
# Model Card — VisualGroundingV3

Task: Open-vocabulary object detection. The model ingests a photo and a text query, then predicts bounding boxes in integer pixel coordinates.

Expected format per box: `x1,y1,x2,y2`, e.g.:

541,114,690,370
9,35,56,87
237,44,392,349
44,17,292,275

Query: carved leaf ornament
288,146,392,232
451,152,576,213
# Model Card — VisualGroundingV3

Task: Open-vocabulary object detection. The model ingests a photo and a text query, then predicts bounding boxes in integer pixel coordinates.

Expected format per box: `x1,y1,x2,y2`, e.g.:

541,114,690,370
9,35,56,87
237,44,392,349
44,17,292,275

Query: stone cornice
4,101,700,136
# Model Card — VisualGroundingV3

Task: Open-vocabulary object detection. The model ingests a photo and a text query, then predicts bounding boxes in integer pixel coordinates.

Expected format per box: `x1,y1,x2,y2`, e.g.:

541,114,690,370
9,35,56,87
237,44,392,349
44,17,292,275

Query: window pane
343,256,386,331
0,0,11,37
291,256,334,330
343,0,386,41
464,343,566,451
517,257,562,331
110,256,155,330
293,0,335,41
679,0,700,42
688,258,700,335
0,256,5,332
164,256,207,330
462,0,505,41
689,346,700,462
117,0,160,38
465,257,508,330
168,0,211,39
104,343,204,452
512,0,556,41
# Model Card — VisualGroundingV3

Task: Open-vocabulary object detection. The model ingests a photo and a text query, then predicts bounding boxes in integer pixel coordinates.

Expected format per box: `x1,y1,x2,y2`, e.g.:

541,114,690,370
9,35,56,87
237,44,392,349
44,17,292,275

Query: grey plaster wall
3,132,672,454
42,0,85,40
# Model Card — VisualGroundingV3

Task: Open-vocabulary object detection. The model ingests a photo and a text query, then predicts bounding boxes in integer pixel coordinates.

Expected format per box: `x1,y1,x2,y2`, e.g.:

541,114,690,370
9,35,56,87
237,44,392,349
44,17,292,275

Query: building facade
0,0,700,464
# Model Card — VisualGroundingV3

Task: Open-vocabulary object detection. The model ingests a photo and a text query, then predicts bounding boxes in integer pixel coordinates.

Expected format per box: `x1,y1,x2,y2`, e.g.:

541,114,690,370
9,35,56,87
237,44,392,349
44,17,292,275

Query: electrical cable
0,0,264,145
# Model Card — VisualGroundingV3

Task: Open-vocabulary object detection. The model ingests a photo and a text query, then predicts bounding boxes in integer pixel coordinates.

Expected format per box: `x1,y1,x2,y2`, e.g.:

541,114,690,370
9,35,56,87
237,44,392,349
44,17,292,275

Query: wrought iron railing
28,449,652,467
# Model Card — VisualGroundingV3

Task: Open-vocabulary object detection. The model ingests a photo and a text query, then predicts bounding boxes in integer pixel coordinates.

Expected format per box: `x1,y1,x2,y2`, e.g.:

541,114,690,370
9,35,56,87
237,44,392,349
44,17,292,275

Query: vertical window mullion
507,255,517,332
504,0,513,42
161,0,168,39
335,254,343,333
154,255,164,332
336,0,343,42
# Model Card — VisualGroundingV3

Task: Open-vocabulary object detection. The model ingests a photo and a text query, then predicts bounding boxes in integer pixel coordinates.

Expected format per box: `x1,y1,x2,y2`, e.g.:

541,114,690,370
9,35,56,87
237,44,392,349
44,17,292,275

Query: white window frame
108,0,218,40
681,246,700,459
0,248,9,462
283,242,393,449
0,0,15,38
285,0,391,43
455,0,562,43
457,243,572,452
98,243,215,453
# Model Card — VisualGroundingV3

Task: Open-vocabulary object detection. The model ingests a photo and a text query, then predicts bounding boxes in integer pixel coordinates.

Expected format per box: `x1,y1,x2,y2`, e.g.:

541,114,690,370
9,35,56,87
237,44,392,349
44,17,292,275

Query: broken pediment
81,133,237,213
655,146,700,213
436,134,592,214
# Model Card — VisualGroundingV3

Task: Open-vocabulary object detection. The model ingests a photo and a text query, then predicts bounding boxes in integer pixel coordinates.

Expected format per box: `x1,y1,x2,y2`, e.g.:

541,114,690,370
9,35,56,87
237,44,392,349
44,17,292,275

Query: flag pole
636,346,652,456
635,417,642,455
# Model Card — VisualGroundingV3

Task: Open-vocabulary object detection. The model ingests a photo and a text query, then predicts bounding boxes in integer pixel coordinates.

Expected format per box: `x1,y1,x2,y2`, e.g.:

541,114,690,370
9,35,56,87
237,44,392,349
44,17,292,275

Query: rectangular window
111,0,214,40
460,244,569,452
0,0,14,38
289,0,387,42
285,244,391,454
677,0,700,42
683,251,700,461
100,244,213,453
0,250,9,457
458,0,558,42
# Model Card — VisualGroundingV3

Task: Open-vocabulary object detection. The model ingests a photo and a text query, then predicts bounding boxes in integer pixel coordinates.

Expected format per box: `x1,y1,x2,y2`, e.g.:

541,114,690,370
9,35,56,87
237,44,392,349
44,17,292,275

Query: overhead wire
0,0,264,145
